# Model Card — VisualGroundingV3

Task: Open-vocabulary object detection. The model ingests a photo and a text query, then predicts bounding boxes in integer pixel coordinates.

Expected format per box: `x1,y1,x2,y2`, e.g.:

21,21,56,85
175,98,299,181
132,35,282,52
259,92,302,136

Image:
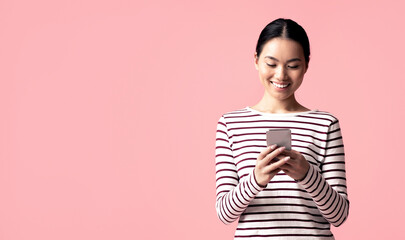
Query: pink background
1,0,404,239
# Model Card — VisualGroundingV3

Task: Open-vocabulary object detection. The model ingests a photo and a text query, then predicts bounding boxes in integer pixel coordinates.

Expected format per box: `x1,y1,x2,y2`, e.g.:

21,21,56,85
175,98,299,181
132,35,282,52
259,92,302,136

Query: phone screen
266,129,291,150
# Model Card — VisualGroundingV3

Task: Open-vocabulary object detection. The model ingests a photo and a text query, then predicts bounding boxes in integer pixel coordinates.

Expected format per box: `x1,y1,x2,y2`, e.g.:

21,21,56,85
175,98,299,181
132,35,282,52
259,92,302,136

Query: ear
254,52,259,70
304,59,309,73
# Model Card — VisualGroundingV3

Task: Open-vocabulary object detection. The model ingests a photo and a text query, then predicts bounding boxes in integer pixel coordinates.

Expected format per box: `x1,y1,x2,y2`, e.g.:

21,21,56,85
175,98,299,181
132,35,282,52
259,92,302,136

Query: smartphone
266,129,291,150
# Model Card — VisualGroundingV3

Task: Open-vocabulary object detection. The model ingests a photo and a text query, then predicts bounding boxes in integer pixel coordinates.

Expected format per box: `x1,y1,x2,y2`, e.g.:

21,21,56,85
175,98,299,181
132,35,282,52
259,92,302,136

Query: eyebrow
264,56,302,63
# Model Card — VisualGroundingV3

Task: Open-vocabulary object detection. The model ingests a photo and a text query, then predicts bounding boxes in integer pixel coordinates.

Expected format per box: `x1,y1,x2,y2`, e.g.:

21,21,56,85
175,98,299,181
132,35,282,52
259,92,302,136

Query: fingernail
284,156,290,162
270,144,277,149
279,146,286,151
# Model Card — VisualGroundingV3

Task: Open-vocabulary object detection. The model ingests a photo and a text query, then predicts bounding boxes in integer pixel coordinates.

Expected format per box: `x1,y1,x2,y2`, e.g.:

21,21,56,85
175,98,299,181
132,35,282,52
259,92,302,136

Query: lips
270,81,290,89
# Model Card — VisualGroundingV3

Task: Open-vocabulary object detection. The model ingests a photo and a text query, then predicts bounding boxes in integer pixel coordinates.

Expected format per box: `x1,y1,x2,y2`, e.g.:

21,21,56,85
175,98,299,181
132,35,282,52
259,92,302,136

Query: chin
266,90,295,101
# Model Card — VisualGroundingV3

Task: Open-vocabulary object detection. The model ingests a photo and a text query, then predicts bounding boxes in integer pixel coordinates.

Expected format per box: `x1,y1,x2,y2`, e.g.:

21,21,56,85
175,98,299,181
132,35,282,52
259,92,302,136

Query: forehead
261,38,304,60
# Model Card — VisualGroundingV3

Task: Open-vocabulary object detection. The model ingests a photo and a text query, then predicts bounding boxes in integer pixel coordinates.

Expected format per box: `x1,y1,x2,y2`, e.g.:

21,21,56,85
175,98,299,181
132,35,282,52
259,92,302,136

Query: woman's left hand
276,149,310,181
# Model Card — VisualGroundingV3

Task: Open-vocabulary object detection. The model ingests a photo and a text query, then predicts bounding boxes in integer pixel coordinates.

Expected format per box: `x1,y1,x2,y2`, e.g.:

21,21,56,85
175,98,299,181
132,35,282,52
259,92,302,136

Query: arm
297,119,349,227
215,116,265,224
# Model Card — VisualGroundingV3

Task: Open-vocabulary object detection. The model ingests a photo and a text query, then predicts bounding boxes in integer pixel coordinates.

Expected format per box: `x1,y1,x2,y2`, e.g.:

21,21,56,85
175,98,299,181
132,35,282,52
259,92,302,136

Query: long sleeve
297,119,349,227
215,116,265,224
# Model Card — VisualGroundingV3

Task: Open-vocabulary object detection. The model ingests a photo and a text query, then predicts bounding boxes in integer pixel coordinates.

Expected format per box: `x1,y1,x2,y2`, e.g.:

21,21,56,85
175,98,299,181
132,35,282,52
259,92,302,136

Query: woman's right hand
254,144,291,187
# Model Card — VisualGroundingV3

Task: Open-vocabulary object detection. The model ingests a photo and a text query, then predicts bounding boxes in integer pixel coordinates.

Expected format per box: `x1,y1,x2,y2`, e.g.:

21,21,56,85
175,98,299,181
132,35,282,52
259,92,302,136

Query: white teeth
271,81,289,88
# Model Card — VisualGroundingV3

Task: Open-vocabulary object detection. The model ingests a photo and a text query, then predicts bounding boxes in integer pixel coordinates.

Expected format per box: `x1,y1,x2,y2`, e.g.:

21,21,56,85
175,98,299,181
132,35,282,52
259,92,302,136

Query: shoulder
218,107,251,121
309,110,344,134
307,110,340,124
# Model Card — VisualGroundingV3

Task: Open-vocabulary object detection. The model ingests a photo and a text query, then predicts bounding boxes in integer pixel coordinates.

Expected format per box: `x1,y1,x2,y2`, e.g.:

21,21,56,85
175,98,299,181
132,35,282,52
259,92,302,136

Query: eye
266,63,276,68
288,65,299,69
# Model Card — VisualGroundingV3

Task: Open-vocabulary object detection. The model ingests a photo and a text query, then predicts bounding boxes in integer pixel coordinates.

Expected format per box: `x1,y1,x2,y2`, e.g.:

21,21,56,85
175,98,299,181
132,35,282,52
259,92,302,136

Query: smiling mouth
270,81,290,89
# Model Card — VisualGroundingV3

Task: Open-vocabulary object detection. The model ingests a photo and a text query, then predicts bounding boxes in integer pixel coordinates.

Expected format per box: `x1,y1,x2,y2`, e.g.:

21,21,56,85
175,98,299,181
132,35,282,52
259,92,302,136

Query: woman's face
255,37,308,101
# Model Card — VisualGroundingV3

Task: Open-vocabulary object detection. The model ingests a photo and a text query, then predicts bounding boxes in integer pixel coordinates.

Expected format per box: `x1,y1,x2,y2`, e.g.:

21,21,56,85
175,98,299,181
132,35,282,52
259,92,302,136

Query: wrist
253,168,267,188
295,165,310,182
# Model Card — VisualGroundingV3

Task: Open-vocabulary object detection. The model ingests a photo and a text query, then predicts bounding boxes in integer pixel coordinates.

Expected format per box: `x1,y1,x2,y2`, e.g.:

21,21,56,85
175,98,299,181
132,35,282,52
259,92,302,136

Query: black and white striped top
215,106,349,240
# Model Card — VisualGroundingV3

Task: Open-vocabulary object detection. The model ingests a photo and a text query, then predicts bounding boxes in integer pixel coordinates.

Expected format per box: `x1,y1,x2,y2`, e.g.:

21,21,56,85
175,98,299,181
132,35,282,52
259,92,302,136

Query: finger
269,168,282,175
262,156,290,173
280,149,293,158
261,146,286,166
274,154,287,161
258,144,277,160
285,149,301,159
279,162,292,171
270,156,286,164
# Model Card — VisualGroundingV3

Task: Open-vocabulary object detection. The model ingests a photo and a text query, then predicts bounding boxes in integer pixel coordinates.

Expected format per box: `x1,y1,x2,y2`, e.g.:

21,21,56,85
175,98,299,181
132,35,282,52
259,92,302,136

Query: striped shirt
215,106,349,239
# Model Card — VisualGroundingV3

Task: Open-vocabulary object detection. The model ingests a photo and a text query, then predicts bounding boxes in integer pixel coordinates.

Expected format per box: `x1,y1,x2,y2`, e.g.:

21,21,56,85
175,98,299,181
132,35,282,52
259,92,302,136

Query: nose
274,66,287,80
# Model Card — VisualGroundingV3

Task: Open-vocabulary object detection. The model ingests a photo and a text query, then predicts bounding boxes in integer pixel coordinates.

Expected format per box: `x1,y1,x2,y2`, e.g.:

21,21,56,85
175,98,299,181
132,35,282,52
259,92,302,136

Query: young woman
215,18,349,239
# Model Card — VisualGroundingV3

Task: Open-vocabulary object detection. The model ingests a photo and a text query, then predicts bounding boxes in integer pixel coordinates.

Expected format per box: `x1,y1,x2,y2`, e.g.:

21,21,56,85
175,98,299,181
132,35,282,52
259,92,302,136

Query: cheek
291,71,305,81
259,67,273,78
258,69,271,86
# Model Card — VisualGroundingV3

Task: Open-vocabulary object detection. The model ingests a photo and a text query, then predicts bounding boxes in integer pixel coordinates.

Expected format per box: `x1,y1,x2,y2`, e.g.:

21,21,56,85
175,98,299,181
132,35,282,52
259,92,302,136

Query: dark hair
256,18,310,63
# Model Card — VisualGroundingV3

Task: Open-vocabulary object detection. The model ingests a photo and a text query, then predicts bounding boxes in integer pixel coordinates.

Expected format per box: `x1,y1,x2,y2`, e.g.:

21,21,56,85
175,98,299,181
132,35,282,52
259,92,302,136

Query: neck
253,91,308,114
